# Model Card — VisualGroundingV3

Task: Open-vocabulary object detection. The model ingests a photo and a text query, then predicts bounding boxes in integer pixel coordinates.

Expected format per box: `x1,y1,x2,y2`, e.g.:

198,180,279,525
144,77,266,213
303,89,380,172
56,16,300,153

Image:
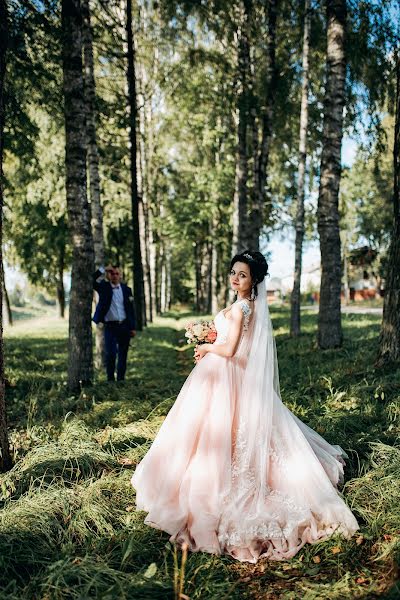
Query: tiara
243,253,253,260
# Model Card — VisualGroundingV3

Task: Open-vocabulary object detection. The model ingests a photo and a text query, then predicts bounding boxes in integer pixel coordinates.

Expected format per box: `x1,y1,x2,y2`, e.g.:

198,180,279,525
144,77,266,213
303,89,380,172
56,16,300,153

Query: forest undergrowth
0,308,399,600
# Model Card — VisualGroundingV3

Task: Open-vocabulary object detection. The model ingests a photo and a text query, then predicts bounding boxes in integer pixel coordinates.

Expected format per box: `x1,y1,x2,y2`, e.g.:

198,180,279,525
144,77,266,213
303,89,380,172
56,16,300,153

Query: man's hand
130,330,136,338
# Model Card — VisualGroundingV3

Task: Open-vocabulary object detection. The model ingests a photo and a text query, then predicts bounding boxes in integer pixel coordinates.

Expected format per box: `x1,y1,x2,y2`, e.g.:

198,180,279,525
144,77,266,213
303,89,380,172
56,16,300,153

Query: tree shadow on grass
4,322,185,431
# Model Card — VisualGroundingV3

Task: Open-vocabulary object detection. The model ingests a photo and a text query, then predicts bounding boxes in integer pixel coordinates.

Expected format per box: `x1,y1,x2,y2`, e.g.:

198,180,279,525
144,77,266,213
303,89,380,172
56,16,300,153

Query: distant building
348,246,382,300
267,246,383,304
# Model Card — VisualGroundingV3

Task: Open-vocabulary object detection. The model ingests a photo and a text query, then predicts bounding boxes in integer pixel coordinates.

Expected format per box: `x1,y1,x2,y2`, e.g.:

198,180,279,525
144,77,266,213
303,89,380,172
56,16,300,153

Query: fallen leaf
118,457,136,466
312,556,321,563
144,563,157,579
125,505,135,512
331,546,341,554
356,535,364,545
356,576,368,584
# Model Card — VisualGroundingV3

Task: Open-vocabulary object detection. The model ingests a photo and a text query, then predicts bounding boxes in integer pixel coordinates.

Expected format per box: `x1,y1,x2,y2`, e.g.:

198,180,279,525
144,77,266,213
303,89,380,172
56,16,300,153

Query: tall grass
0,309,399,598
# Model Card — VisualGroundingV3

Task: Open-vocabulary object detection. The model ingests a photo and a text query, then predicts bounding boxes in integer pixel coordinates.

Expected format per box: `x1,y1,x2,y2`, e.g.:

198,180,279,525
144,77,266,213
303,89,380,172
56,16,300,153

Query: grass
0,307,399,599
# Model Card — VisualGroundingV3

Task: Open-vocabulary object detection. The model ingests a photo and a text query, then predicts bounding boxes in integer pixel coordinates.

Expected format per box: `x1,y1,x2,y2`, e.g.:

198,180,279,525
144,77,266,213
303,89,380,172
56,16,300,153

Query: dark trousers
104,321,131,381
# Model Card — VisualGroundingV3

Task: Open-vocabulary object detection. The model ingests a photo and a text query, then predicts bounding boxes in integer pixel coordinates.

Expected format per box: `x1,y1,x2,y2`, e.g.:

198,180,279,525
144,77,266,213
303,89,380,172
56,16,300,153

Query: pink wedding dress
131,285,359,563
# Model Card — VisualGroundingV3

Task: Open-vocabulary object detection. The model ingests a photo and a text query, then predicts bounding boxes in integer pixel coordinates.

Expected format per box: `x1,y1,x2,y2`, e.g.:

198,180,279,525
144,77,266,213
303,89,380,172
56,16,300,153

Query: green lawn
0,308,399,599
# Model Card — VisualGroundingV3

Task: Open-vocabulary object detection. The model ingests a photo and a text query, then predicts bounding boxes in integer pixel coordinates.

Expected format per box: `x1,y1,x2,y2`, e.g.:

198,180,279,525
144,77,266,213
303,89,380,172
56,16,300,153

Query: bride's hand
194,344,209,362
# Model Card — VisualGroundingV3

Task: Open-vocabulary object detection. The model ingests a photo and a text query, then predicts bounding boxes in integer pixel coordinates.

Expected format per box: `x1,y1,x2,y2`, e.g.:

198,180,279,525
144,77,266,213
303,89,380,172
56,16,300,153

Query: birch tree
0,0,11,471
126,0,145,330
377,52,400,365
290,0,311,336
61,0,95,390
317,0,346,349
82,0,106,367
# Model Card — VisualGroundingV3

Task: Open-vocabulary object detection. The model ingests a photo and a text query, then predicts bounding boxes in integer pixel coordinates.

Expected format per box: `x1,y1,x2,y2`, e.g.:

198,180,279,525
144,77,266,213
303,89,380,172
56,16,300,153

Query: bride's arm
195,304,244,360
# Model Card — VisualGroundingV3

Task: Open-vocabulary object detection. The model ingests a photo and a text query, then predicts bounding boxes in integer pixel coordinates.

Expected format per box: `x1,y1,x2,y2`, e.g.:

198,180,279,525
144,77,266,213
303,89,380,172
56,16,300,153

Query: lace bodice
214,300,252,344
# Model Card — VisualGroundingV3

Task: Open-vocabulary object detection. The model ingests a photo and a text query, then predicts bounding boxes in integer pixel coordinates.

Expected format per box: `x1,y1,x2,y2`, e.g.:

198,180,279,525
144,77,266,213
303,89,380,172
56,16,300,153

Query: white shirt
104,284,126,322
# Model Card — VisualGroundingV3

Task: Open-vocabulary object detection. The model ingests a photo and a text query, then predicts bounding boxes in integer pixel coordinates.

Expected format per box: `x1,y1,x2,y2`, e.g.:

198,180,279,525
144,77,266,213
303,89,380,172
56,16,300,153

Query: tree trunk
148,209,156,319
126,0,145,331
377,52,400,365
56,247,66,318
155,235,161,314
194,242,201,312
82,0,104,266
211,233,219,314
232,1,251,254
0,0,12,471
247,0,278,251
57,282,66,319
62,0,95,391
290,0,311,337
160,241,167,313
138,56,154,323
81,0,106,368
317,0,346,349
138,191,148,326
165,247,171,312
1,256,12,326
342,235,350,305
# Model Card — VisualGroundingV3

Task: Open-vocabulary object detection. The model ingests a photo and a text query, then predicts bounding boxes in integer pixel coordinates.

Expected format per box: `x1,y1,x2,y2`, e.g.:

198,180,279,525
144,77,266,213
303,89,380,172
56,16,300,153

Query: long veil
233,280,280,496
219,282,280,514
217,281,359,561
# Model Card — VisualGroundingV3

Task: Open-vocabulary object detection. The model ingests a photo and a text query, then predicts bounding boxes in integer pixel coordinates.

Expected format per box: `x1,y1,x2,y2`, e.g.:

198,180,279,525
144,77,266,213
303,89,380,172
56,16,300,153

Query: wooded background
0,0,399,468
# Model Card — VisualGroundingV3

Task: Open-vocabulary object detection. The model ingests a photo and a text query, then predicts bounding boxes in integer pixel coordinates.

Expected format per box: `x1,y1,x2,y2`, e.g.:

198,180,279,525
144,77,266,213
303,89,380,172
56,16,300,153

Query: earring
250,285,256,301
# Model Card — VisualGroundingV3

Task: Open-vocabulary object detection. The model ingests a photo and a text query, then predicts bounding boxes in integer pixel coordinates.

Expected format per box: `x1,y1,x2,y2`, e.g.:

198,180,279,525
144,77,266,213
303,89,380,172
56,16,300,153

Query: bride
131,250,359,563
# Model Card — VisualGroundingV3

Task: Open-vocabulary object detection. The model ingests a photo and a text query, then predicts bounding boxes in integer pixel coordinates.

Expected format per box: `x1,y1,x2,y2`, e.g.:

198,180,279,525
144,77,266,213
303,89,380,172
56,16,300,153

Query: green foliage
3,0,399,307
340,114,395,278
5,109,70,294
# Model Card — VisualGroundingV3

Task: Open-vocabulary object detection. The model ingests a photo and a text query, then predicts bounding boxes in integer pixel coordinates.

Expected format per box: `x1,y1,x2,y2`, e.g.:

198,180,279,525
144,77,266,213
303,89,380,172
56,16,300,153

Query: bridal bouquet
185,320,217,345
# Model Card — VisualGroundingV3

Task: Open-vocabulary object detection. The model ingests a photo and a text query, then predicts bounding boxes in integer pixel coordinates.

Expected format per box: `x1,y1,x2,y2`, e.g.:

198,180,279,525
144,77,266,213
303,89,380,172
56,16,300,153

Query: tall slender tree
232,1,252,254
1,257,12,326
377,52,400,365
0,0,12,472
82,0,106,367
247,0,278,251
126,0,145,330
290,0,311,336
61,0,95,391
317,0,346,349
232,0,278,253
82,0,104,267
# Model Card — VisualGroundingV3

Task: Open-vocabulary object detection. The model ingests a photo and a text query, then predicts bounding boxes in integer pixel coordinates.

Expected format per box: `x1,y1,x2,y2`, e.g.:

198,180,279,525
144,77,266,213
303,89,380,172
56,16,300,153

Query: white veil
218,281,282,551
234,280,280,496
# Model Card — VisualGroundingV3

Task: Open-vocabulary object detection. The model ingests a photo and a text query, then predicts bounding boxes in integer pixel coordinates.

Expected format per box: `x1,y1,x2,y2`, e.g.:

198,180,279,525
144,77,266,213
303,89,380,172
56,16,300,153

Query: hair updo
229,250,268,297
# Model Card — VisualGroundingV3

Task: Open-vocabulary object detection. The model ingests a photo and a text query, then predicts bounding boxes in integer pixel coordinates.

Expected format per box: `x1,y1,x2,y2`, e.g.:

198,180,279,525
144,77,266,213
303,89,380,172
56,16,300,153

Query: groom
93,266,136,382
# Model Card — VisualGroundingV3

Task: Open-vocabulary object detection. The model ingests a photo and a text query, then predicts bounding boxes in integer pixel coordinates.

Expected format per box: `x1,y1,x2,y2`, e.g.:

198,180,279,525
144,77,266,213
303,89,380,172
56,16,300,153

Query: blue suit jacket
92,271,136,330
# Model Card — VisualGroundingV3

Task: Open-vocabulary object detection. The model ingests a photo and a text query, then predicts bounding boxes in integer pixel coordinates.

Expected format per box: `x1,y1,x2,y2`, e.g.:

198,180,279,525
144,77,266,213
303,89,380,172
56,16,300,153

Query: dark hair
229,250,268,297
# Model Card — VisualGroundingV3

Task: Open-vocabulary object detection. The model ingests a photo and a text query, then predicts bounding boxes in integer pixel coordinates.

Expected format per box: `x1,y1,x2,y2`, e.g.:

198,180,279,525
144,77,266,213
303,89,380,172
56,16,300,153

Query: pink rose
207,330,217,343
